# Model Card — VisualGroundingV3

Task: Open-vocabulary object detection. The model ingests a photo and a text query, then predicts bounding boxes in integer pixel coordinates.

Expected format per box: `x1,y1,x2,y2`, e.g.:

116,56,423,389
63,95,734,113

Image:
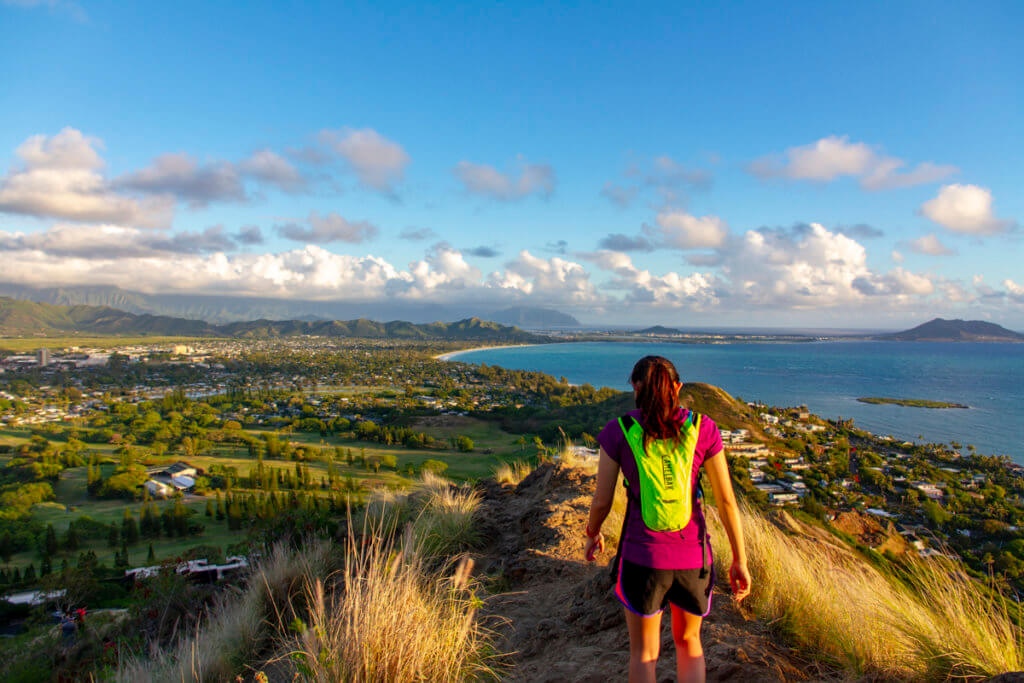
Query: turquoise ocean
446,341,1024,464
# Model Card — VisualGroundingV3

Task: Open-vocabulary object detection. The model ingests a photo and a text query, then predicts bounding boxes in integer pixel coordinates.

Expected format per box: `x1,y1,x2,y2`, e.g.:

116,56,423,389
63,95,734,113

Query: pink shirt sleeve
698,414,723,463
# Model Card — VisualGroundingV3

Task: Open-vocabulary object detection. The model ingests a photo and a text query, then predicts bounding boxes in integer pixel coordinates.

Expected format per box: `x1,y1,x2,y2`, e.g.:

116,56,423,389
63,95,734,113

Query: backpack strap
687,411,712,577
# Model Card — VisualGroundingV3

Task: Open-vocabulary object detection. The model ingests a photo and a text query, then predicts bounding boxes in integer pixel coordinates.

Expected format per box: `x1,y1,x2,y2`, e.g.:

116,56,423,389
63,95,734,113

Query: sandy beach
433,343,541,361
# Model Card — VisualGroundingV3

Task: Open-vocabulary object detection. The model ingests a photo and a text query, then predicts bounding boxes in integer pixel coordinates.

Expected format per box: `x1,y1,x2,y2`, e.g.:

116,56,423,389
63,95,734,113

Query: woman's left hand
584,532,604,562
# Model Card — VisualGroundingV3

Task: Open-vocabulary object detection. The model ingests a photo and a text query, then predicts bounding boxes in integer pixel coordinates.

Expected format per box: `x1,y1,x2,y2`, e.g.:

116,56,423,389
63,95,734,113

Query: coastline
433,343,542,361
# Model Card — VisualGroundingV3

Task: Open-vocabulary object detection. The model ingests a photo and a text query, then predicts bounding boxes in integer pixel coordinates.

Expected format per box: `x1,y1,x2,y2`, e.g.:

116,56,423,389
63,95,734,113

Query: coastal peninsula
857,397,969,409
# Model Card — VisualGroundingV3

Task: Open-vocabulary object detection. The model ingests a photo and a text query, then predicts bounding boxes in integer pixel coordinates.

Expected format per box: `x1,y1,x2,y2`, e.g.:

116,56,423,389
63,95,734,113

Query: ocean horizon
445,340,1024,464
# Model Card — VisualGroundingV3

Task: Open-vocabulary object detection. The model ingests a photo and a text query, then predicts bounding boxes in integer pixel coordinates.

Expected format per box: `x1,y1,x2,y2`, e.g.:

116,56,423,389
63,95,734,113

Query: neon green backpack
618,411,702,532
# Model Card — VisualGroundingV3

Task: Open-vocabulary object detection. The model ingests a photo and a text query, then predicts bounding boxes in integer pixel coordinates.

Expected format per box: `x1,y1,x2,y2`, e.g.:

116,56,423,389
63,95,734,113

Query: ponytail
629,355,682,449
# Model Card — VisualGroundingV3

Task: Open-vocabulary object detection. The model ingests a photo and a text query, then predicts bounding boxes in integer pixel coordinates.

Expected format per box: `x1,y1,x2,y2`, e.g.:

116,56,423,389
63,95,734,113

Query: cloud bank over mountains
0,127,1020,324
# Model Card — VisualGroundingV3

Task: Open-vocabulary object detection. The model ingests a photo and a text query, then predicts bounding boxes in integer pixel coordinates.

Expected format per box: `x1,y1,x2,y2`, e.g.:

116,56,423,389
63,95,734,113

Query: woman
584,355,751,683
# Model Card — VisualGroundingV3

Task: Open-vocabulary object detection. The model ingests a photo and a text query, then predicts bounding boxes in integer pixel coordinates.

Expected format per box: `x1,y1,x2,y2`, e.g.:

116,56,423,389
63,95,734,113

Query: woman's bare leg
625,608,662,683
671,605,705,683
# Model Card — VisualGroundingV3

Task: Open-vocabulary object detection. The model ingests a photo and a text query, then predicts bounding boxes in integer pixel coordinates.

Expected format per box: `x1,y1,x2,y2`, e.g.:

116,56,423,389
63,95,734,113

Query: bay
446,341,1024,464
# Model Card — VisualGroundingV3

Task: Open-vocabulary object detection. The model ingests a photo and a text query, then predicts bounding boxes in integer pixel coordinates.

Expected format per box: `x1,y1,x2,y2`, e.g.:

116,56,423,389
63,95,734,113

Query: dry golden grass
493,460,533,486
117,541,332,682
363,472,482,558
285,530,499,681
707,504,1024,680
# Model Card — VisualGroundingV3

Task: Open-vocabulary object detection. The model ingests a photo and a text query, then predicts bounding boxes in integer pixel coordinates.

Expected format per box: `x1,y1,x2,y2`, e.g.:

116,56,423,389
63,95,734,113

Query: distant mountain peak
884,318,1024,342
486,306,579,328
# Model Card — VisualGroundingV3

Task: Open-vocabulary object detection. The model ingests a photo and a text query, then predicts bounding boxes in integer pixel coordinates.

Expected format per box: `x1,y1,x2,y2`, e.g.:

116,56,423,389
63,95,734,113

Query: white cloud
584,250,718,308
650,211,728,249
318,128,410,192
238,149,305,191
0,128,173,227
602,155,712,209
453,158,555,200
117,153,246,206
906,233,956,256
276,211,379,244
489,251,595,303
748,135,956,190
0,228,609,308
0,222,244,258
920,184,1014,235
719,223,937,308
1003,279,1024,303
891,250,904,263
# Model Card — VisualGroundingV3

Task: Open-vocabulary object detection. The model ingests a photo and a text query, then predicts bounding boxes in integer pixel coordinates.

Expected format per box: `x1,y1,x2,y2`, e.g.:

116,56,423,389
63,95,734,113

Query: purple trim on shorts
614,554,663,618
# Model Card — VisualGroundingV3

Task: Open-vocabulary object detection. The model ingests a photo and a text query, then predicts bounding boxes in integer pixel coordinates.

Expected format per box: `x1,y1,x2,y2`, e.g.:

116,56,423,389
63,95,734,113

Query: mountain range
0,298,544,343
0,283,578,328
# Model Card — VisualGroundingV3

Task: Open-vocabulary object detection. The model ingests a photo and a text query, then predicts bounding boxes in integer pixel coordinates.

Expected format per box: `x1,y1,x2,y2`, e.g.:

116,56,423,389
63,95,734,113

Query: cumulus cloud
920,184,1014,235
318,128,409,193
600,182,638,208
906,233,956,256
598,233,655,252
720,223,936,308
650,211,728,250
489,251,597,304
399,227,437,241
640,155,713,190
117,153,246,206
0,128,173,227
584,249,719,308
835,223,884,240
1004,279,1024,303
453,158,555,200
238,149,305,192
0,227,608,307
748,135,956,191
276,211,379,244
602,155,712,208
544,240,568,255
235,224,264,245
0,222,237,258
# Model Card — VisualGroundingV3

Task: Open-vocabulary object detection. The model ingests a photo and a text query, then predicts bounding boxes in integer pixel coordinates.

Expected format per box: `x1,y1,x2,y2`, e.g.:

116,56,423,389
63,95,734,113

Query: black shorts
614,556,713,617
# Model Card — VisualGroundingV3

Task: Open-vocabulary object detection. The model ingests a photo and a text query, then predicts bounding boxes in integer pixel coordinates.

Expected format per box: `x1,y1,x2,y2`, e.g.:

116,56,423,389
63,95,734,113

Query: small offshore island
857,397,969,409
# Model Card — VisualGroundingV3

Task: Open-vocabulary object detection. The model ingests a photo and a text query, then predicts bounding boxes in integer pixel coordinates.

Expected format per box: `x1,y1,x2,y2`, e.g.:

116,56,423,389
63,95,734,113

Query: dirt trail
473,463,841,682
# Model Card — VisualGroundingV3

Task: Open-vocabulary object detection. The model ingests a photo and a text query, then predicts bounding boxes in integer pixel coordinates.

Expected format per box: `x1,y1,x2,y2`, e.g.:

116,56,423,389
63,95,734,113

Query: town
1,336,1023,625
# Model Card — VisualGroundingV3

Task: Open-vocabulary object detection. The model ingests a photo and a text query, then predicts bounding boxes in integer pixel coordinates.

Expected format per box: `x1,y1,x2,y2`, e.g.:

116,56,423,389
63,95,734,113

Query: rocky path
473,464,841,682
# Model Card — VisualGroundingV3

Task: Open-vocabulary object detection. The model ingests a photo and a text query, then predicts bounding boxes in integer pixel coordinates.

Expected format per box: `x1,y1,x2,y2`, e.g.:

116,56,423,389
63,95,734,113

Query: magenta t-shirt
597,407,723,570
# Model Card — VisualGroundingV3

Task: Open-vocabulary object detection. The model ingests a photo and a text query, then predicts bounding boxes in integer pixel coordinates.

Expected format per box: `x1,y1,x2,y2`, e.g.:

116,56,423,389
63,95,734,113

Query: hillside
0,282,485,324
0,298,545,342
636,325,683,335
882,318,1024,342
487,306,580,328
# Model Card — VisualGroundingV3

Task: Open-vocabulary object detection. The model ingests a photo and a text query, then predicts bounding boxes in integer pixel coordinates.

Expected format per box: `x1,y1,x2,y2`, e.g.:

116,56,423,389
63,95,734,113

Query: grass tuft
493,460,533,486
707,504,1024,679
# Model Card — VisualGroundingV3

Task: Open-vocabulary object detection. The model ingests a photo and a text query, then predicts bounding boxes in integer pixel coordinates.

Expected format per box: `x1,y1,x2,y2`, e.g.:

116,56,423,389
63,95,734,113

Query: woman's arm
705,450,752,601
583,447,620,561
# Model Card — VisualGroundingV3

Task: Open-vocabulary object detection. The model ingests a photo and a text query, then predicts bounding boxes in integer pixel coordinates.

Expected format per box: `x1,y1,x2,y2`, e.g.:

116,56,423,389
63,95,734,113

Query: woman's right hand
729,560,751,602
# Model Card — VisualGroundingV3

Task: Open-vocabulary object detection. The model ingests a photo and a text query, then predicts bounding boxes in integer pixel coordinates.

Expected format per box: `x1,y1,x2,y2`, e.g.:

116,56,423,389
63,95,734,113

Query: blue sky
1,0,1022,327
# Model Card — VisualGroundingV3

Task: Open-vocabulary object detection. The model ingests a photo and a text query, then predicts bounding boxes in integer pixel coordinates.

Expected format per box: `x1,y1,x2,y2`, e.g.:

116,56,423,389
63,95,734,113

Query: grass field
0,336,223,352
2,416,527,572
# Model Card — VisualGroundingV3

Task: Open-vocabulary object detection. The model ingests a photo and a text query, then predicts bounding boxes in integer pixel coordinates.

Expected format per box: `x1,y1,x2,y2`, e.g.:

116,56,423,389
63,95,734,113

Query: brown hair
629,355,682,448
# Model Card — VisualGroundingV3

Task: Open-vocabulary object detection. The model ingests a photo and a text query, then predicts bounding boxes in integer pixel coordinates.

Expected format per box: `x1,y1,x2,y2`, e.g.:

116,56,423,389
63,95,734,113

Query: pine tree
206,500,214,517
123,509,140,545
147,544,155,563
107,523,120,548
40,554,52,576
23,564,36,582
44,524,58,556
0,533,11,564
63,525,79,551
